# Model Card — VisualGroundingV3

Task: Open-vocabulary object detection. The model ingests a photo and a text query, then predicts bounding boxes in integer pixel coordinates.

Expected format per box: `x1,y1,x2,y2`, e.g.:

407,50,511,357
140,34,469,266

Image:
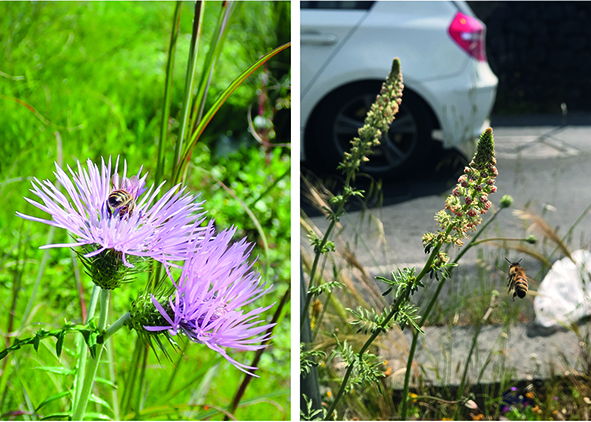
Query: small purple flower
145,225,275,376
17,157,207,268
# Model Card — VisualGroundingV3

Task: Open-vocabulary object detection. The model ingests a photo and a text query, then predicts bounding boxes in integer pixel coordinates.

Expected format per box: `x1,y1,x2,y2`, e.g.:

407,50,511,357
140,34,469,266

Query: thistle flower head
138,224,275,376
17,157,208,287
423,128,497,250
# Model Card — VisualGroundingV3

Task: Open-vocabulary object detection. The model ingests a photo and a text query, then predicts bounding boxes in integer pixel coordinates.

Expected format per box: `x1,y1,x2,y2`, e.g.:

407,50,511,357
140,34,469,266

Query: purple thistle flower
17,157,207,268
144,224,275,376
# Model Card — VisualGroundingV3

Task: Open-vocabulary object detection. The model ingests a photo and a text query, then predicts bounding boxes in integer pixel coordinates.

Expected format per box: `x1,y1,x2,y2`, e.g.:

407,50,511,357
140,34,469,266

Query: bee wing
112,173,121,189
127,175,140,196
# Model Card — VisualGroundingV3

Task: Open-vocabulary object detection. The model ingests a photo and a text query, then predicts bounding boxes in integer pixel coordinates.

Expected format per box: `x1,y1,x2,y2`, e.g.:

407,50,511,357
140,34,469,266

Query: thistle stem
103,312,130,342
72,285,100,413
72,288,110,421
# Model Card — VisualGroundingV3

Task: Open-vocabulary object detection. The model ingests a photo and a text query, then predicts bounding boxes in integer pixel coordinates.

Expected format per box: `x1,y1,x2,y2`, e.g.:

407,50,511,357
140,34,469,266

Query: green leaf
83,412,113,420
35,391,71,411
33,334,40,352
56,331,65,357
94,377,117,388
177,42,291,181
35,366,76,376
40,412,71,421
89,394,112,410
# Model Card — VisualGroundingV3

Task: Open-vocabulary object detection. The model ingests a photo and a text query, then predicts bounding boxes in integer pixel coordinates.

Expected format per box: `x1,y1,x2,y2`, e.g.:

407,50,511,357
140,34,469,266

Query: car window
301,1,375,11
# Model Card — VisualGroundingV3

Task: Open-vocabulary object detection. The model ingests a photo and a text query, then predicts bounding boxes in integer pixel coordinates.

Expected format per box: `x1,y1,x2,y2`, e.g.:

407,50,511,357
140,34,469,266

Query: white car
301,1,498,178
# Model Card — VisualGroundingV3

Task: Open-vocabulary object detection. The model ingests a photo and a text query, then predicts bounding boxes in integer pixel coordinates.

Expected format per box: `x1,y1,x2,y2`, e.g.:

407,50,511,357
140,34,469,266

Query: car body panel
301,0,498,162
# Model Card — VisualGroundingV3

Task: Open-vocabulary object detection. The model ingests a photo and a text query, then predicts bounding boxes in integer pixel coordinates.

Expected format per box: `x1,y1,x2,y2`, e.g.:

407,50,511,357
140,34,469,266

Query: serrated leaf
35,366,76,375
35,391,71,411
89,394,112,410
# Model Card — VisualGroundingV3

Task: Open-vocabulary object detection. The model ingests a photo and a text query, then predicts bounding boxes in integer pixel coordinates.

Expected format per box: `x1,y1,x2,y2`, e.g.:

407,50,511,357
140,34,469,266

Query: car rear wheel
304,81,435,179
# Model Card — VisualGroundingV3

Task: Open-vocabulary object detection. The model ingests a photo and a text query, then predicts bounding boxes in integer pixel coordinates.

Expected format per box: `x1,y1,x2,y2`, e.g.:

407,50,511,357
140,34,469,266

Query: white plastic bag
534,249,591,328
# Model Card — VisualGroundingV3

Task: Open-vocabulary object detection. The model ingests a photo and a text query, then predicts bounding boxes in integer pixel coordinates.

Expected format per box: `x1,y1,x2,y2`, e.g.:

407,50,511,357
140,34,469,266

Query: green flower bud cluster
423,128,498,251
341,58,404,171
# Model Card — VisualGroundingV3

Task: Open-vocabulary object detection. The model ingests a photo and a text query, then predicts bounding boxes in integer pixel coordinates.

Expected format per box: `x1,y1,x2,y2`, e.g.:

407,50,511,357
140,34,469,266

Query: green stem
470,237,527,246
120,335,143,416
134,346,149,420
72,286,100,414
71,288,110,421
301,193,350,332
106,330,120,421
103,312,130,342
324,287,410,420
400,207,505,419
155,1,182,188
324,219,456,420
172,0,204,180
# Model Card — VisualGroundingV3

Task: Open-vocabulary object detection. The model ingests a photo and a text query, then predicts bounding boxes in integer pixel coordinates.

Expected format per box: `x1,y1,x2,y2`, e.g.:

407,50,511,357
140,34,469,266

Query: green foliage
333,338,384,395
377,267,418,297
0,322,101,360
307,280,343,297
348,307,393,335
301,394,326,421
300,344,325,377
0,1,290,420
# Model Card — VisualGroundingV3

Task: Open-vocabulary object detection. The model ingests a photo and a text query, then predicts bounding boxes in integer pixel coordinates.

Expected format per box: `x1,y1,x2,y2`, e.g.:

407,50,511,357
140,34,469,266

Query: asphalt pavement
301,114,591,387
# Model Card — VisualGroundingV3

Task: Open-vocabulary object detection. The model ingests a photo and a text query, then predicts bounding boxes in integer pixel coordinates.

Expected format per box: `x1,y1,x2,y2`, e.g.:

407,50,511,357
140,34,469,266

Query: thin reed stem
172,0,204,180
155,1,182,188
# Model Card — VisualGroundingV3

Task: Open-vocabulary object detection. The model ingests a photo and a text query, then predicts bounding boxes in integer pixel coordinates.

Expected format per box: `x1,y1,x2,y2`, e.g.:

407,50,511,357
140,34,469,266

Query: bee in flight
505,258,528,301
107,175,139,219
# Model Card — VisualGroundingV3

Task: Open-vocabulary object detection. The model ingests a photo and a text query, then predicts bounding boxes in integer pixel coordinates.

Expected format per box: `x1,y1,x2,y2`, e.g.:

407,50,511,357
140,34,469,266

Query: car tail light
448,12,486,62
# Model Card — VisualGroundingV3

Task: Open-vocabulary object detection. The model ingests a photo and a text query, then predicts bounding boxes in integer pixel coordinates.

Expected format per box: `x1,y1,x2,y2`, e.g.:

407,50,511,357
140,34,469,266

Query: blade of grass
188,1,238,135
155,1,183,188
172,0,205,178
174,42,291,185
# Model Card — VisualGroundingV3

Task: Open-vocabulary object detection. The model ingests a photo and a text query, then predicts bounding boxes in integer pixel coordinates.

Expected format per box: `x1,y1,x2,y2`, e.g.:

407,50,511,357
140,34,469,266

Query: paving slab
383,320,586,389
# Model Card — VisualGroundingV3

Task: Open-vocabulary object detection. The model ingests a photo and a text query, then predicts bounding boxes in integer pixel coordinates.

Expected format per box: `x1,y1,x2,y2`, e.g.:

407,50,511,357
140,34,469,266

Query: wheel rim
331,92,419,173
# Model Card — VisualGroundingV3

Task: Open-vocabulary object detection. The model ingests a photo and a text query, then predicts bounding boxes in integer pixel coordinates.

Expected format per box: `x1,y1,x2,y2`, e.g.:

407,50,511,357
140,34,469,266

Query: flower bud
500,195,513,208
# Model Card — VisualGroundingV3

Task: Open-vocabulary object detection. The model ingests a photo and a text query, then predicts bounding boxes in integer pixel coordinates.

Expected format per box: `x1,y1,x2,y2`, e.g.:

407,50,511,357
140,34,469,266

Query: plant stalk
400,207,505,419
71,288,110,421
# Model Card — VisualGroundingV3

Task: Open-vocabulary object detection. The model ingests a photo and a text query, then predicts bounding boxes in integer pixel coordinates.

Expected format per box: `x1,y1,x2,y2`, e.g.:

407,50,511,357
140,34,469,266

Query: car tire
304,81,435,179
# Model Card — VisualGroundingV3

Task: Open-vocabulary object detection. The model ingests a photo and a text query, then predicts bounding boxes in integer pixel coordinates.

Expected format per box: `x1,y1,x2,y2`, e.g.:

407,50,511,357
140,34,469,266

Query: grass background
0,1,290,420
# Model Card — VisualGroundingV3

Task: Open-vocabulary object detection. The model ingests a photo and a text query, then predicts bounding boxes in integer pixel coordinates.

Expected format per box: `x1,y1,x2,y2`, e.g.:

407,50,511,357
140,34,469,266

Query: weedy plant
1,2,290,420
299,58,531,420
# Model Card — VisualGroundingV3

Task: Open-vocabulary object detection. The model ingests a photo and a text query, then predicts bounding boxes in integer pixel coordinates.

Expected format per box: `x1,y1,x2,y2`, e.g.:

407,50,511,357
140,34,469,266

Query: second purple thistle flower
17,156,208,268
144,226,275,376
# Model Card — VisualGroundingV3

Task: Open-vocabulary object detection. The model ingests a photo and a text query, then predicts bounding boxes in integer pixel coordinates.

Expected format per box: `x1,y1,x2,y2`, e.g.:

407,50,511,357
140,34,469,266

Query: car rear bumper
414,60,498,150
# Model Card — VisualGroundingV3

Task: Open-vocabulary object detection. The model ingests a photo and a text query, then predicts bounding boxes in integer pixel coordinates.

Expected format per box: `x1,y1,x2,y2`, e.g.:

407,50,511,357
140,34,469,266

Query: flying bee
505,258,528,301
107,175,139,219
